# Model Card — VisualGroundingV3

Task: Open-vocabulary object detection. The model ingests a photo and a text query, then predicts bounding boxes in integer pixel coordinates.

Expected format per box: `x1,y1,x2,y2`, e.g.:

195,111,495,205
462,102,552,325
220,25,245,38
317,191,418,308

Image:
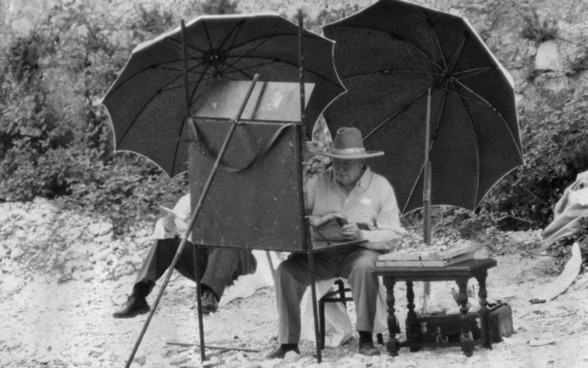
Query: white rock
89,222,113,237
95,232,113,243
535,41,562,71
133,354,147,366
284,350,300,362
10,246,24,260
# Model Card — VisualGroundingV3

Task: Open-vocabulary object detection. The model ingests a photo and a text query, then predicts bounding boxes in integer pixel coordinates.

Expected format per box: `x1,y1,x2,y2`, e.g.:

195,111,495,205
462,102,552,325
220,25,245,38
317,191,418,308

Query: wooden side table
373,258,497,357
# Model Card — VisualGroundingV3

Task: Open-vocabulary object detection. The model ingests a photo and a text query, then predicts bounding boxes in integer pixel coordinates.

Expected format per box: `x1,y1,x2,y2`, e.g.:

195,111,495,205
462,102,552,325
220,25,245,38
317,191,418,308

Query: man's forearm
360,229,404,251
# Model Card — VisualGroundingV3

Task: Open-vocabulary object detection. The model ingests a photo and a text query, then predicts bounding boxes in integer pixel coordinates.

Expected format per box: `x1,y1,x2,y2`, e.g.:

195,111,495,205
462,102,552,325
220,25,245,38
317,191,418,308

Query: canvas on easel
188,80,315,252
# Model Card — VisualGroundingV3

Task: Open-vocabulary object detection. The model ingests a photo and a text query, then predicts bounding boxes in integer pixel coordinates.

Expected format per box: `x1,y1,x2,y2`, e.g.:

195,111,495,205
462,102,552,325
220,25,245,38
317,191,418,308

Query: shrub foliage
0,0,587,236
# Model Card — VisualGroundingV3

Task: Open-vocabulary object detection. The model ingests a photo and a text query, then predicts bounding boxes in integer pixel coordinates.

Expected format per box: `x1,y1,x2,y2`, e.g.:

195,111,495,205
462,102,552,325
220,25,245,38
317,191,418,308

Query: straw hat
310,127,384,159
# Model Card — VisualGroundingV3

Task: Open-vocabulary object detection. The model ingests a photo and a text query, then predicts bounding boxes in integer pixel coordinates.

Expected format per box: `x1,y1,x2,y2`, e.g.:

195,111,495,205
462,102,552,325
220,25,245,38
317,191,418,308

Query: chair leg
319,300,326,349
377,333,384,345
336,279,347,308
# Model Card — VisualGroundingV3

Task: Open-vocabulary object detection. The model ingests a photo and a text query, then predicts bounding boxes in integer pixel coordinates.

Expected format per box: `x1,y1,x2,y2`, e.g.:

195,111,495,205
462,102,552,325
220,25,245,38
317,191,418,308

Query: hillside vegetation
0,0,587,237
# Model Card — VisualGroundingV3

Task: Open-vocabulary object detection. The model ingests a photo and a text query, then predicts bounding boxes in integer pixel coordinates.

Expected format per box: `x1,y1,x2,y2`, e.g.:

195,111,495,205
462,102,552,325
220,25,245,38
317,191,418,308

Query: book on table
376,241,484,267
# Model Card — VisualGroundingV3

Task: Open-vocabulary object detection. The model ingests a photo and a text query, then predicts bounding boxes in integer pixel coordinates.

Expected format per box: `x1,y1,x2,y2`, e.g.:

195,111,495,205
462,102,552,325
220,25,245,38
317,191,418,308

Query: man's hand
309,213,347,228
341,223,362,241
161,215,177,234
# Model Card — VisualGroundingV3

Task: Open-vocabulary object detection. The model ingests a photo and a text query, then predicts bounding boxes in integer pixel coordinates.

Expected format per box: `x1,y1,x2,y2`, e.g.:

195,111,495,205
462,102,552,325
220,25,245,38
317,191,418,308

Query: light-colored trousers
275,246,381,344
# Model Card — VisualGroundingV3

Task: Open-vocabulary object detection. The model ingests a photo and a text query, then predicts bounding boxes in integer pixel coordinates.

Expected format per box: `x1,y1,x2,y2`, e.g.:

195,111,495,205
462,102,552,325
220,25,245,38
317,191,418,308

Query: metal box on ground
411,303,513,346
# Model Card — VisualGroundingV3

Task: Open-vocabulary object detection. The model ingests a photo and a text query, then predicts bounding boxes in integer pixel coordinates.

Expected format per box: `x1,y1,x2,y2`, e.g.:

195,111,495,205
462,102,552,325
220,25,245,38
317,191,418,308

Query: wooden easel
124,12,326,366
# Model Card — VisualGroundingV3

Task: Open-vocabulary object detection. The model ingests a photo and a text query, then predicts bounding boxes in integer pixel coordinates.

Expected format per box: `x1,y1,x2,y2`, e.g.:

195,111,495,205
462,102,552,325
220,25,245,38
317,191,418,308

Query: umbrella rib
115,57,212,152
170,63,212,176
363,88,429,142
445,74,523,208
422,10,449,72
453,66,493,79
214,33,310,79
168,31,343,90
447,35,468,77
165,37,211,62
343,68,444,82
223,53,345,90
327,24,446,73
217,35,274,77
216,18,267,64
214,19,249,76
450,77,523,159
446,77,481,208
202,20,217,56
435,83,490,108
421,9,470,85
116,71,190,146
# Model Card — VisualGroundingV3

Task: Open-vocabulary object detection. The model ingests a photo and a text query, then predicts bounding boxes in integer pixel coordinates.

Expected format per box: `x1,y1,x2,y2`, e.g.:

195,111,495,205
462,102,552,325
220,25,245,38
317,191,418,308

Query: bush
0,3,190,233
519,7,558,43
65,154,188,236
484,101,588,230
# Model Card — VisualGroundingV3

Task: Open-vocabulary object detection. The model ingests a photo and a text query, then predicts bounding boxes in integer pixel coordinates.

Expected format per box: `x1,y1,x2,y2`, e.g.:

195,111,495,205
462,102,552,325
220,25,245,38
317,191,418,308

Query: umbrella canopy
101,13,344,177
323,0,523,214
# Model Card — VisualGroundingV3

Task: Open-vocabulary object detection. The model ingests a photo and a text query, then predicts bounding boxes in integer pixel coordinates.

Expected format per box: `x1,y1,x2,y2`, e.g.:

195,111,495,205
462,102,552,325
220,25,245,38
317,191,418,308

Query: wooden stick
166,340,261,352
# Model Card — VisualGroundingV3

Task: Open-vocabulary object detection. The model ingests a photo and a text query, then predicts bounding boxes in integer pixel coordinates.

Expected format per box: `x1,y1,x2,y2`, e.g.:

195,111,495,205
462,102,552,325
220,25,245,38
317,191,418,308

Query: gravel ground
1,198,588,367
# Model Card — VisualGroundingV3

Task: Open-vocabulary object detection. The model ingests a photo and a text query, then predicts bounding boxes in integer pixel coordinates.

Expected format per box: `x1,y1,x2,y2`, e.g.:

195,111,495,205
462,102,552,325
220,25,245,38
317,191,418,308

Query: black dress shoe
113,296,150,318
265,344,300,359
358,341,380,356
201,289,218,314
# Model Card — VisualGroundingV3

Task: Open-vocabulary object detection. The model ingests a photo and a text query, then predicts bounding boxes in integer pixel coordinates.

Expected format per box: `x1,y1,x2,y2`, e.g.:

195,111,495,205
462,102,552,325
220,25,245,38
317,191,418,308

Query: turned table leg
405,281,420,351
476,269,492,349
456,278,474,357
383,276,398,356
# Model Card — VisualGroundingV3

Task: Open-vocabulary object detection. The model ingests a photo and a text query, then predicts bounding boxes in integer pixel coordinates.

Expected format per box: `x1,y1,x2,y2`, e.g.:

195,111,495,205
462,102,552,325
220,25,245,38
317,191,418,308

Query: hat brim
310,149,384,160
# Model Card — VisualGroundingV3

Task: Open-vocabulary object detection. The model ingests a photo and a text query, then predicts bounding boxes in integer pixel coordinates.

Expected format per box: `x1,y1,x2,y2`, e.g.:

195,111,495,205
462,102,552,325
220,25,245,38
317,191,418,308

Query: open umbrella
101,13,344,177
101,13,344,366
323,0,524,355
322,0,523,216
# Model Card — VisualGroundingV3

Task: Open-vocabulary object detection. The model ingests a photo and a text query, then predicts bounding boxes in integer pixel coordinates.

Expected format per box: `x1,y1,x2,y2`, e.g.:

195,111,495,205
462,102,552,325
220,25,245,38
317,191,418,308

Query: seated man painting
266,127,405,358
113,193,257,317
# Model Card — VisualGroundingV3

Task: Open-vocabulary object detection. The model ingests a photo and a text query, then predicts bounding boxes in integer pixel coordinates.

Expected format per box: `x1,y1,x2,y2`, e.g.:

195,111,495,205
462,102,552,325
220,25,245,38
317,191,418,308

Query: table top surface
373,258,497,279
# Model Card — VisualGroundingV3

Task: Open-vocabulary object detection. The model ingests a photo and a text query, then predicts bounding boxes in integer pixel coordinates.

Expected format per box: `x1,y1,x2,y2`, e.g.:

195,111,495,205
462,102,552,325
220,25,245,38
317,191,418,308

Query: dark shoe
265,344,300,359
358,341,380,356
201,289,218,314
113,296,150,318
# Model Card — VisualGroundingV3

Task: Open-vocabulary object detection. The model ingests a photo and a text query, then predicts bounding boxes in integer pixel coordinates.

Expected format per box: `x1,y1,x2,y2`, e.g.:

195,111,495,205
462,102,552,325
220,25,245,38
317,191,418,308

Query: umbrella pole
422,88,433,315
124,74,260,367
297,9,321,363
423,88,432,245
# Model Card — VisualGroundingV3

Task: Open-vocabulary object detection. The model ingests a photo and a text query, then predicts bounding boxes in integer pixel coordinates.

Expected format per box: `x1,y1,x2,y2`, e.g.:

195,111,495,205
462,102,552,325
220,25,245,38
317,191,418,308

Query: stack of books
376,241,483,267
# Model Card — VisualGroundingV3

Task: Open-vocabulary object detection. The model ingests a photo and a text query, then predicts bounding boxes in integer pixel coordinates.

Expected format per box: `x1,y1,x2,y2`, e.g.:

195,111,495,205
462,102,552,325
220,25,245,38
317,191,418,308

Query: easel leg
193,246,206,362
